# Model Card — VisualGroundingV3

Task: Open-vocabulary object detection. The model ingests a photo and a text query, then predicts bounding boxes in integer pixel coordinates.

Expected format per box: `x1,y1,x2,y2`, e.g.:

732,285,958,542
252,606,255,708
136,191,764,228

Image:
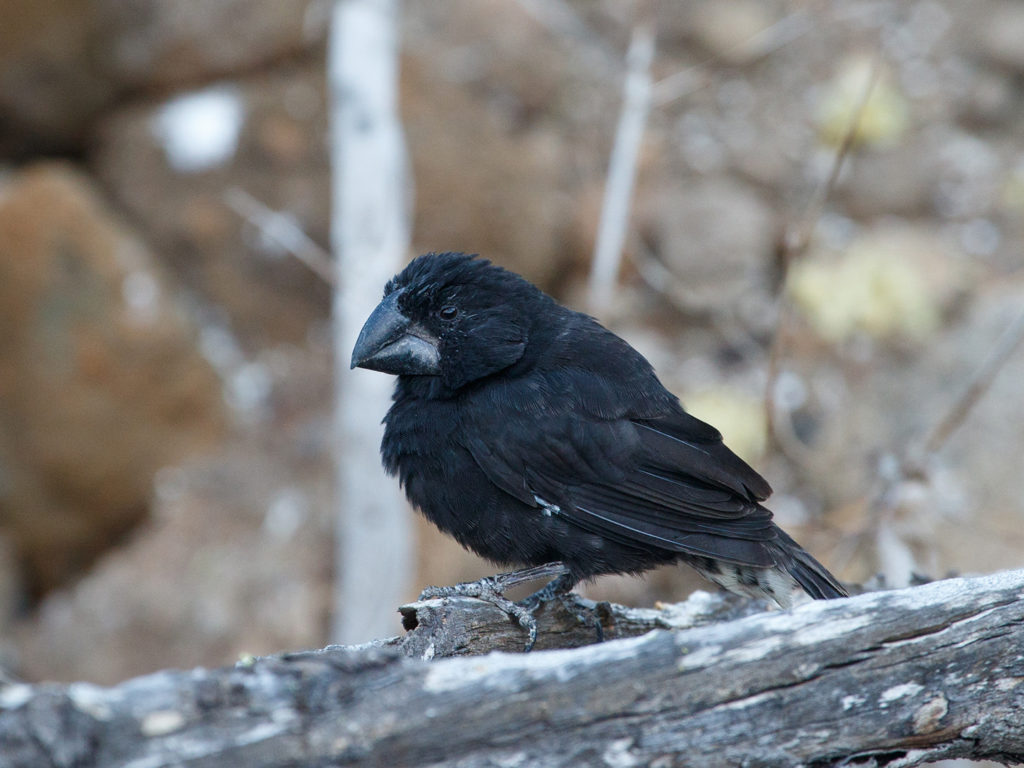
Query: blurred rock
682,388,767,465
0,164,225,596
405,0,608,127
403,0,603,287
789,223,969,344
0,0,113,155
839,142,938,219
0,535,21,631
0,0,325,156
965,0,1024,73
12,429,334,684
928,284,1024,576
635,176,778,312
816,56,909,149
92,68,333,346
683,0,783,66
953,67,1018,129
94,0,326,89
402,60,573,289
94,42,578,345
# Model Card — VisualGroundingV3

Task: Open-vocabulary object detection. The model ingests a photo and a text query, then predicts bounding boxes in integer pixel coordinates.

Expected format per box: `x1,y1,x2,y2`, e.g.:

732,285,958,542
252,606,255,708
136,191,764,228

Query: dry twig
836,305,1024,578
920,306,1024,456
224,187,336,285
763,51,882,462
588,21,655,315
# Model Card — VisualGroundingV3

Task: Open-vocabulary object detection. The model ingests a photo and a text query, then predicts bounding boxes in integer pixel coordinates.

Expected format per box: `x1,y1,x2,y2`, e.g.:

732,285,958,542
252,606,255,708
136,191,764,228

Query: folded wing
462,380,784,568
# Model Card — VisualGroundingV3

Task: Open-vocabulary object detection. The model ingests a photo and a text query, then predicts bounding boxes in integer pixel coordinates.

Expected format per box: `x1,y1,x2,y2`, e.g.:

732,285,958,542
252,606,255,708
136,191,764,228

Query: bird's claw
417,573,605,651
520,573,607,646
417,565,575,651
418,575,541,650
418,576,496,601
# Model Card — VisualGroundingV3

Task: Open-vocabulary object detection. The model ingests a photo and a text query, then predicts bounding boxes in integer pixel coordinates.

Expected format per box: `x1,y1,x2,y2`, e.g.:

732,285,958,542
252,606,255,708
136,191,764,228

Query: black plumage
351,252,846,612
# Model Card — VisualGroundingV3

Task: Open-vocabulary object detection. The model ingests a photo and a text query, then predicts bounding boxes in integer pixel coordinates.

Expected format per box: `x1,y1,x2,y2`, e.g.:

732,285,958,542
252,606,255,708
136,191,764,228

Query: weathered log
2,570,1023,768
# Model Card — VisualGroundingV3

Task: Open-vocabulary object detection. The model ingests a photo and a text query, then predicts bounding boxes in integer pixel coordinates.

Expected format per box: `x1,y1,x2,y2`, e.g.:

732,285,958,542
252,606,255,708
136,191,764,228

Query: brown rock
93,44,578,344
0,164,225,596
91,68,333,345
0,0,113,154
12,430,335,684
839,142,937,219
656,0,784,64
402,0,613,286
0,0,326,155
635,175,778,312
93,0,324,89
402,59,573,289
965,0,1024,74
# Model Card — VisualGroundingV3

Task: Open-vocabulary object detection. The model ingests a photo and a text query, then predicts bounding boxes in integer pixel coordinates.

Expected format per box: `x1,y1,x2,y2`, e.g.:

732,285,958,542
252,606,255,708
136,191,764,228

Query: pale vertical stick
588,24,654,316
329,0,413,643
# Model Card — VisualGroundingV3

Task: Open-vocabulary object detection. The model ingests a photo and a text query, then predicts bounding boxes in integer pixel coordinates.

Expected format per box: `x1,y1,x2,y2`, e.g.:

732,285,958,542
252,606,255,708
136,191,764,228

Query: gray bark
3,570,1024,768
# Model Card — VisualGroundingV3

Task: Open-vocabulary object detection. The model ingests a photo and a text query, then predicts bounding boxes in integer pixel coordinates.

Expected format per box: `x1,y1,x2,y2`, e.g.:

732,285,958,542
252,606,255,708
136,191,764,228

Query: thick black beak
350,291,441,376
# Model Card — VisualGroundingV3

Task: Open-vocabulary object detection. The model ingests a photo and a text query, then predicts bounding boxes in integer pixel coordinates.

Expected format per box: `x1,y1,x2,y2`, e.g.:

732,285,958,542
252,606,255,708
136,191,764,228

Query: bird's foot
418,562,569,651
520,573,609,645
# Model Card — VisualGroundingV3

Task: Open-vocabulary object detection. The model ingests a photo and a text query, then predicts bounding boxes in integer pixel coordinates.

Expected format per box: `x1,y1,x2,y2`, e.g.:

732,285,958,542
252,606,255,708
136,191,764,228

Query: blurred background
0,0,1022,686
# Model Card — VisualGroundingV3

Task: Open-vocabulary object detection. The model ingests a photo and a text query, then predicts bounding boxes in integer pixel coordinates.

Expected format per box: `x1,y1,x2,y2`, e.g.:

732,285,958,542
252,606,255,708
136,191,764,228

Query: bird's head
351,252,547,390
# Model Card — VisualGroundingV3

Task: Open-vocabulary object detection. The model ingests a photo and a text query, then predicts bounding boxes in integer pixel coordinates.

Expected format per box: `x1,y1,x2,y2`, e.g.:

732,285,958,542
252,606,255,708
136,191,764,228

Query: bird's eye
438,306,459,321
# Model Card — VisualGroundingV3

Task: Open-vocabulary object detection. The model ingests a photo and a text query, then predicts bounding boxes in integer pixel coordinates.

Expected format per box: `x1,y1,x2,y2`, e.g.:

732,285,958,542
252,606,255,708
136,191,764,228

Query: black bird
351,252,846,646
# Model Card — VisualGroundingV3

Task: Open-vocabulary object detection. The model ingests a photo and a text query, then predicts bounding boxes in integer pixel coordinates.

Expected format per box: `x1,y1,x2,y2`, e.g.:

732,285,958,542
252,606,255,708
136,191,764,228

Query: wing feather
461,377,782,567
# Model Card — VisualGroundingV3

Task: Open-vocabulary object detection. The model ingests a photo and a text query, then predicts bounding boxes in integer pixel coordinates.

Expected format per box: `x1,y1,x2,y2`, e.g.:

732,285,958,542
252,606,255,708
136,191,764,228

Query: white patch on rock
140,709,186,736
793,614,871,645
263,487,308,543
121,270,161,323
677,643,724,670
152,85,245,173
996,677,1022,691
602,738,641,767
234,721,287,746
718,691,775,711
880,682,924,704
0,684,32,709
68,682,116,720
724,635,783,664
424,633,657,693
494,753,528,768
842,694,866,710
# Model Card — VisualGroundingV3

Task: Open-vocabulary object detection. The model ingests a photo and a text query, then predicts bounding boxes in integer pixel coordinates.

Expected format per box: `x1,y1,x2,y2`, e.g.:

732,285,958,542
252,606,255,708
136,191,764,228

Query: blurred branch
328,0,413,644
764,51,882,464
632,242,767,360
836,305,1024,580
651,11,813,107
512,0,620,76
224,187,336,285
920,306,1024,457
588,22,655,316
5,571,1024,766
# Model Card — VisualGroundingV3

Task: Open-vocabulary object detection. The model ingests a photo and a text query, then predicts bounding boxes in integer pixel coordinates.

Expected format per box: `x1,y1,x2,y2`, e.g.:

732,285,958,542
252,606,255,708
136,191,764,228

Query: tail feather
681,528,847,606
768,529,847,601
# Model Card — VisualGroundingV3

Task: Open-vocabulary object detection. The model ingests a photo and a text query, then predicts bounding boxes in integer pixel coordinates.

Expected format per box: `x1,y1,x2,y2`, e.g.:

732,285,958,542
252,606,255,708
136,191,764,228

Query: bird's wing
460,373,780,568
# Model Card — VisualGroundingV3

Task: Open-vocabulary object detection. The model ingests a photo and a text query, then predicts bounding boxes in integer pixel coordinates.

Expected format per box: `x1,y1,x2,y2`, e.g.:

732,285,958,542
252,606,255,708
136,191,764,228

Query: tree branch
587,21,655,316
328,0,414,644
4,570,1024,767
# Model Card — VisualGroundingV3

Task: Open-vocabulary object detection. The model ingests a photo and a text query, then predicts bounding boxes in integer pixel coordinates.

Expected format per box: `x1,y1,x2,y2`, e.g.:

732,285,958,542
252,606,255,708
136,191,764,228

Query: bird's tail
680,528,847,607
767,528,847,604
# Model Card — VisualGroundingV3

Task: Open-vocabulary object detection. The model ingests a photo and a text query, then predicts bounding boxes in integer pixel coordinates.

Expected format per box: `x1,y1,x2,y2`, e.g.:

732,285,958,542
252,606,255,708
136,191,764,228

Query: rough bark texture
2,570,1024,768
